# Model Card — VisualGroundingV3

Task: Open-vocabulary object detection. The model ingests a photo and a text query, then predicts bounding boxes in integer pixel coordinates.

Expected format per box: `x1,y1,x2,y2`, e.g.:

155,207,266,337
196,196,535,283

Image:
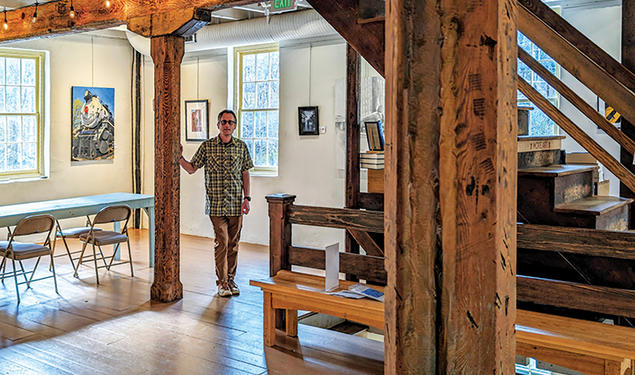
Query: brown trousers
209,216,243,285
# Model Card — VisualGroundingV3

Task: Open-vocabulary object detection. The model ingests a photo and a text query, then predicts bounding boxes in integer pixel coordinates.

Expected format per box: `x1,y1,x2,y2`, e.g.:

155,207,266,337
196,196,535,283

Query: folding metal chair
54,217,103,270
74,205,134,284
0,214,57,304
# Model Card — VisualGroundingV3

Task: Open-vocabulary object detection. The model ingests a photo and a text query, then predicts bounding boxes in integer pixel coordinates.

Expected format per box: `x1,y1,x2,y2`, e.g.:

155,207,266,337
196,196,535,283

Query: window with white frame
236,45,279,173
0,49,45,179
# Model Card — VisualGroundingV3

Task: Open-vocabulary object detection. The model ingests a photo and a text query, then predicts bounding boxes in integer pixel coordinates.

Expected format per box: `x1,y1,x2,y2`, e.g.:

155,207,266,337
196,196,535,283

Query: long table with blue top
0,193,155,267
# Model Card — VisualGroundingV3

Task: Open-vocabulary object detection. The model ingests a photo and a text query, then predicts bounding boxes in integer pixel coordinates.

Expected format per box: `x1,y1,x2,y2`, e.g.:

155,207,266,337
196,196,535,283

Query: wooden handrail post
266,194,296,276
266,193,296,331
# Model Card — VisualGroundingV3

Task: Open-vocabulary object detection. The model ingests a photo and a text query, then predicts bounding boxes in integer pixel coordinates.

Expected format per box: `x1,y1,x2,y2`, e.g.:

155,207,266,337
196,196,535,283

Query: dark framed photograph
185,100,209,141
298,106,319,136
365,121,384,151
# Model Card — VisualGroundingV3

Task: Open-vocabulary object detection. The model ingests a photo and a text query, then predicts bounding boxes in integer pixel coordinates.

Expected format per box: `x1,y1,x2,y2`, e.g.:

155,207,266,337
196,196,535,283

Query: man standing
180,109,253,297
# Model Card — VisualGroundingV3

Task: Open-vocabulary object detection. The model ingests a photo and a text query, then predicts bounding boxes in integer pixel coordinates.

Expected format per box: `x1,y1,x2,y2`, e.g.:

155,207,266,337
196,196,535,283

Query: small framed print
185,100,209,141
298,106,319,136
365,121,384,151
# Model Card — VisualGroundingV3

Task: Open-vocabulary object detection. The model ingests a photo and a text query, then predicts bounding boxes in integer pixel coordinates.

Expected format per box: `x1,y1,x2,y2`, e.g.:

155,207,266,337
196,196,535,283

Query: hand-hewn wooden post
385,0,517,372
621,0,635,228
266,193,296,330
150,35,184,302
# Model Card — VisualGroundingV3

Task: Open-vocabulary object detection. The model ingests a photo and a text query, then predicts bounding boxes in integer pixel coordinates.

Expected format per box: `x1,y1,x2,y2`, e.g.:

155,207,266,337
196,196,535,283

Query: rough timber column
150,35,185,302
384,0,517,372
621,0,635,227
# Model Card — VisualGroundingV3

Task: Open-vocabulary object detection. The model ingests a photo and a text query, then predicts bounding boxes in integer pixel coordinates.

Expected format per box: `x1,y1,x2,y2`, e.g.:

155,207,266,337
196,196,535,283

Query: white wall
141,42,348,247
1,34,133,228
559,5,622,195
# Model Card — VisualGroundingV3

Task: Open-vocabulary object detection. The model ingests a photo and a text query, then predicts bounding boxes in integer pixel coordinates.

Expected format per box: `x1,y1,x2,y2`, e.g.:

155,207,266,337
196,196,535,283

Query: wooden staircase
516,135,634,296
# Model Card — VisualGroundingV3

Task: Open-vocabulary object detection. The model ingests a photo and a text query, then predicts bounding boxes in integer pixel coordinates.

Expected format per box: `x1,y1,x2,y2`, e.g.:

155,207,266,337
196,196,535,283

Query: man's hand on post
241,199,250,215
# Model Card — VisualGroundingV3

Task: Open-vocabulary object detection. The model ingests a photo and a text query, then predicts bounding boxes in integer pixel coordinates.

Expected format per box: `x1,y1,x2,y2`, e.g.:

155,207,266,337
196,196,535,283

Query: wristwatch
243,196,251,201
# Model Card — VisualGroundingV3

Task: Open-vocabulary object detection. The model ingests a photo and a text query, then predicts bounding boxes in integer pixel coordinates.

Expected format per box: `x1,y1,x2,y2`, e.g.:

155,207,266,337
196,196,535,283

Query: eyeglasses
220,120,236,125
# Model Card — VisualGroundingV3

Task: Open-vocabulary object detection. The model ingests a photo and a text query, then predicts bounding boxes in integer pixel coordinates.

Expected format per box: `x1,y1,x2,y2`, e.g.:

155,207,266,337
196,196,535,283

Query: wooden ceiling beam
127,8,211,37
307,0,385,77
0,0,257,43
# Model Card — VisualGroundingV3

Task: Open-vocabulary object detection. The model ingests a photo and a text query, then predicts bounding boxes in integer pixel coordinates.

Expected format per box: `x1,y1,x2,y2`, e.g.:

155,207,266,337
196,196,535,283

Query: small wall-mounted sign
273,0,296,12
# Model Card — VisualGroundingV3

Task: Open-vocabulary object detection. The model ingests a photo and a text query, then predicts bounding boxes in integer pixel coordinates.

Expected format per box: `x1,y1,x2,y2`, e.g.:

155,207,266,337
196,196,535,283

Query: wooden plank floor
0,229,384,374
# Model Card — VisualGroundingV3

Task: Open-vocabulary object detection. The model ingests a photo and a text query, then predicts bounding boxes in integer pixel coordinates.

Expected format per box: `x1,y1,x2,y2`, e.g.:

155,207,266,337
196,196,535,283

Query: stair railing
516,0,635,192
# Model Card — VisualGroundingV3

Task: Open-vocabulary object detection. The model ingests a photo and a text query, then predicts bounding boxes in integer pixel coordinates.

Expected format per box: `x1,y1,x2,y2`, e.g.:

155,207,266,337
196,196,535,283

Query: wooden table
0,193,156,266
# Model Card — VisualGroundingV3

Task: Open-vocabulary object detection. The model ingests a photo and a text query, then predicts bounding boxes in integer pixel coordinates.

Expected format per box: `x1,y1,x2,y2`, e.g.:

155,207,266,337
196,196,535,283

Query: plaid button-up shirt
191,136,254,216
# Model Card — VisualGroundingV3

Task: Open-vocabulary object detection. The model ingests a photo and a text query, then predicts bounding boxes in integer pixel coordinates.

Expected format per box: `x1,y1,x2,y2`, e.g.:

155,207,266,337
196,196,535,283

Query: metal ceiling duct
126,9,337,56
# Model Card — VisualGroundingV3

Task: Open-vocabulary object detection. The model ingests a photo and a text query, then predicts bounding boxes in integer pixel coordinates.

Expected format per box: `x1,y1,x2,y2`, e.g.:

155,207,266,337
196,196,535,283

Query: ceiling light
105,0,111,8
3,8,7,31
32,1,38,23
69,0,75,18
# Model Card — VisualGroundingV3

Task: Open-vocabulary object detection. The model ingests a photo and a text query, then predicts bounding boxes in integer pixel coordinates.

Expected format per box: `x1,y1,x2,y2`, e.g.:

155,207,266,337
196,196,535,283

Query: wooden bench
251,270,635,375
249,270,383,347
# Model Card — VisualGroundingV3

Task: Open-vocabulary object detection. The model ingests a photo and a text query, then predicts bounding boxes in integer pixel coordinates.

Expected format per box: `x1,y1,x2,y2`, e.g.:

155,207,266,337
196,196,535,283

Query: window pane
243,83,256,109
21,59,36,86
7,143,20,170
0,86,5,112
22,115,36,142
22,142,36,169
256,82,268,108
6,58,20,85
267,111,279,138
21,86,35,113
0,116,5,142
0,57,5,85
245,139,254,161
241,111,254,138
269,52,279,80
7,116,20,142
255,111,267,138
268,81,279,109
530,108,555,136
0,144,5,171
6,86,20,113
256,53,269,81
254,139,266,166
243,54,255,82
267,140,278,167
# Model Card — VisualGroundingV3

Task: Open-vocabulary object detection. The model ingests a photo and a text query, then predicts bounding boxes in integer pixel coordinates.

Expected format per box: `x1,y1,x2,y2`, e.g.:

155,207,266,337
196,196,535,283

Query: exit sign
273,0,296,11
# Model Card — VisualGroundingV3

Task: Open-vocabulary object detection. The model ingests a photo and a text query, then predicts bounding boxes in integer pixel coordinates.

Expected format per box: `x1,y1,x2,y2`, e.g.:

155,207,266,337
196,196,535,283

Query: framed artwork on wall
71,86,115,161
365,121,384,151
185,100,209,141
298,106,319,136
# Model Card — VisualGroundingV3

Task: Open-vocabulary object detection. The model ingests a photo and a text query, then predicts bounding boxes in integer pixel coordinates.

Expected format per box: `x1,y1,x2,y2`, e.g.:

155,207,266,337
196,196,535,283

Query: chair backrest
93,205,131,225
12,214,56,237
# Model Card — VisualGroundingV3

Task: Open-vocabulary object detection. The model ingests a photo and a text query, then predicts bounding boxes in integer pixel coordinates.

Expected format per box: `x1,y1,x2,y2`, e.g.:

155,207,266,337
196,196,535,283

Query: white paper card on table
324,243,340,291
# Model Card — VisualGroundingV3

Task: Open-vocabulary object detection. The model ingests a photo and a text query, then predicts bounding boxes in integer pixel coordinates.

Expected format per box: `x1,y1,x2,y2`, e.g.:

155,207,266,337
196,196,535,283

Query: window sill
0,175,48,184
251,170,278,178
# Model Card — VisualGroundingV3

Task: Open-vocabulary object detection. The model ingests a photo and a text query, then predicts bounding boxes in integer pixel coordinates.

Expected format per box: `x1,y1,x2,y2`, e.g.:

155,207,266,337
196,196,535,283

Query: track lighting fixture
69,0,76,18
32,1,38,23
3,8,7,30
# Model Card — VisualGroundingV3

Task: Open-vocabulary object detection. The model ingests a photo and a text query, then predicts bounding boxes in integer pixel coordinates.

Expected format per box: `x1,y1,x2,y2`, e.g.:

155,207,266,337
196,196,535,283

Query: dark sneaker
217,283,232,297
228,280,240,295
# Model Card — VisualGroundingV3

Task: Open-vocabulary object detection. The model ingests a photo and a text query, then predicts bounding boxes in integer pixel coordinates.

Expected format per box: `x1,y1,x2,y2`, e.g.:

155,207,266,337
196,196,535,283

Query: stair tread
554,196,634,216
517,135,566,141
519,164,596,177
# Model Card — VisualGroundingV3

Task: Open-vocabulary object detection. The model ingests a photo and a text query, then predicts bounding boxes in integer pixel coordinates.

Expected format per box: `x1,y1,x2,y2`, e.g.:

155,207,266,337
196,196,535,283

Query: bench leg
285,309,297,337
263,292,275,347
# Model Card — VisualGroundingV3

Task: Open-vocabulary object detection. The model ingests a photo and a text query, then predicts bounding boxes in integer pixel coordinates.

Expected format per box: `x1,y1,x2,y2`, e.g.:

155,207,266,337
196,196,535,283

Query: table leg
113,221,121,260
144,206,155,267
